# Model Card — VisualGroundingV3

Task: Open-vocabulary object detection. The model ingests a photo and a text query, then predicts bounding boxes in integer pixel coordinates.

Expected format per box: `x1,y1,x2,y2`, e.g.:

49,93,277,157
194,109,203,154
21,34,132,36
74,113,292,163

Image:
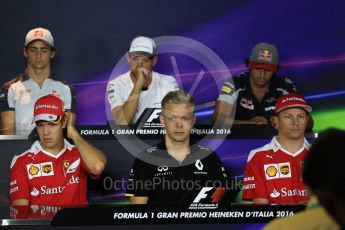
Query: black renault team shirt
125,141,228,206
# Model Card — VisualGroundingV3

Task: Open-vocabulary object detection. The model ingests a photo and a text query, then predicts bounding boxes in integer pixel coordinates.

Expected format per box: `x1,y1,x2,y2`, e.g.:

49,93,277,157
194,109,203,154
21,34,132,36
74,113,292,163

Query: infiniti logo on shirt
157,165,168,172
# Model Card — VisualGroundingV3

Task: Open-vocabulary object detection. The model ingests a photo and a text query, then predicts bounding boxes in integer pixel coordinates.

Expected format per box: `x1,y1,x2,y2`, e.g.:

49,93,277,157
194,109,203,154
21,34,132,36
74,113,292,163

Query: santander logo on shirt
30,175,80,196
270,187,307,199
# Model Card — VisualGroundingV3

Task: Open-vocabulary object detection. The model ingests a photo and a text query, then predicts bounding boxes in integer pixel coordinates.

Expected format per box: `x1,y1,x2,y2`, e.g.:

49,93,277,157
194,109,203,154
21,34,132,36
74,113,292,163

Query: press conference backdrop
0,0,344,228
0,0,344,131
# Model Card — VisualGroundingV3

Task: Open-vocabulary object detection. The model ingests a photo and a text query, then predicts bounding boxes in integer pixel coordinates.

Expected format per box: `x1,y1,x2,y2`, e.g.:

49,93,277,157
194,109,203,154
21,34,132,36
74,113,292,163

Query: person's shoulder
191,145,223,164
2,73,26,90
247,141,275,162
132,145,160,160
46,77,74,92
193,144,212,152
270,75,297,93
10,148,34,169
131,145,161,167
107,72,131,86
224,72,249,88
153,72,176,81
192,144,214,157
272,75,295,86
142,145,158,154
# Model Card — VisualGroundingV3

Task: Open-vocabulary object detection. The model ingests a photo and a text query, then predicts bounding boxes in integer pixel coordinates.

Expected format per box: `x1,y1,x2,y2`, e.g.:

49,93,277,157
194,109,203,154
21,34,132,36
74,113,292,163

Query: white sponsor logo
35,104,58,110
243,176,254,182
67,175,80,185
264,106,275,112
270,188,280,198
31,187,40,196
30,176,80,196
40,186,65,194
282,97,305,103
66,158,80,174
195,159,203,170
155,166,172,176
157,166,168,172
10,187,19,194
270,187,307,198
240,98,254,110
193,187,213,203
31,205,39,214
281,188,307,197
10,180,17,186
242,184,255,190
146,109,161,122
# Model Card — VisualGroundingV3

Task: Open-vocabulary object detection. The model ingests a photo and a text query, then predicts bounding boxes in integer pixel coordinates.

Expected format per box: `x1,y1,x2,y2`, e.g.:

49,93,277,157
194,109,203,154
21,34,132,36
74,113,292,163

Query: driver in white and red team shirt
242,93,312,205
9,94,107,206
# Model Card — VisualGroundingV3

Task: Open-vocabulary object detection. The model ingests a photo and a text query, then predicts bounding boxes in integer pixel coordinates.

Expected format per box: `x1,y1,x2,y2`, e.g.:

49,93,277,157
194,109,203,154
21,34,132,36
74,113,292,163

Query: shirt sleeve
280,77,298,94
9,156,30,202
107,79,126,110
0,85,13,112
242,154,268,201
217,78,239,105
55,81,75,113
68,85,77,114
167,76,180,91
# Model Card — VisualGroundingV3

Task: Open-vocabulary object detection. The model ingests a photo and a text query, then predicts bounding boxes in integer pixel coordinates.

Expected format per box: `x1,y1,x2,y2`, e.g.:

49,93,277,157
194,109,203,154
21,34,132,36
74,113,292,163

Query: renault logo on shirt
194,160,207,175
195,159,203,170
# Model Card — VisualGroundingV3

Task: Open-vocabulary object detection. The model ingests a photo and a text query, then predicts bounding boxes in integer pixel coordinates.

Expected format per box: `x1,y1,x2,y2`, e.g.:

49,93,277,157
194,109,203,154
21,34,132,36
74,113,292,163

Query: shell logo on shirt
265,166,278,177
28,165,40,176
26,162,54,179
264,162,291,180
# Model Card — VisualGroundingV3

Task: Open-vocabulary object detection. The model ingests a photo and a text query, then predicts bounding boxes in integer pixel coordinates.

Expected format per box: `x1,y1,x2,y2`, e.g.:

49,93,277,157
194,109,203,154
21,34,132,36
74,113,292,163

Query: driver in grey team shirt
0,27,75,135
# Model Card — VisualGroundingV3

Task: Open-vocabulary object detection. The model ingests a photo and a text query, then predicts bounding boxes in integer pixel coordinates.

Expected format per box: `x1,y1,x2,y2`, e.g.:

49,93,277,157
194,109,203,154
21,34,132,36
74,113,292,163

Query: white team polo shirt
7,78,72,134
107,71,179,123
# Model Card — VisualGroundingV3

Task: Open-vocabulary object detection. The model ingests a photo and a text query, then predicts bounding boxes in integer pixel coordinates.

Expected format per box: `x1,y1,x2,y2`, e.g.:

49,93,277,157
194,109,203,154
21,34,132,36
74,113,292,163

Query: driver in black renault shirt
125,90,229,205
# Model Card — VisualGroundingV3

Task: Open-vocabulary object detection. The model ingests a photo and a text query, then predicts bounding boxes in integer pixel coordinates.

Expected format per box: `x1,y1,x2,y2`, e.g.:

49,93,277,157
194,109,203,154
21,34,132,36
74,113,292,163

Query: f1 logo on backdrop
193,187,213,203
193,187,227,203
147,109,162,122
135,108,163,129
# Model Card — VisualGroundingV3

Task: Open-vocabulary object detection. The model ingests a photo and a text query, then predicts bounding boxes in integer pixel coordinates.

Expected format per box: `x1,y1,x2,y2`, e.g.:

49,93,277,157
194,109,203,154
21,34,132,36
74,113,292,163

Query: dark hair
303,128,345,200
